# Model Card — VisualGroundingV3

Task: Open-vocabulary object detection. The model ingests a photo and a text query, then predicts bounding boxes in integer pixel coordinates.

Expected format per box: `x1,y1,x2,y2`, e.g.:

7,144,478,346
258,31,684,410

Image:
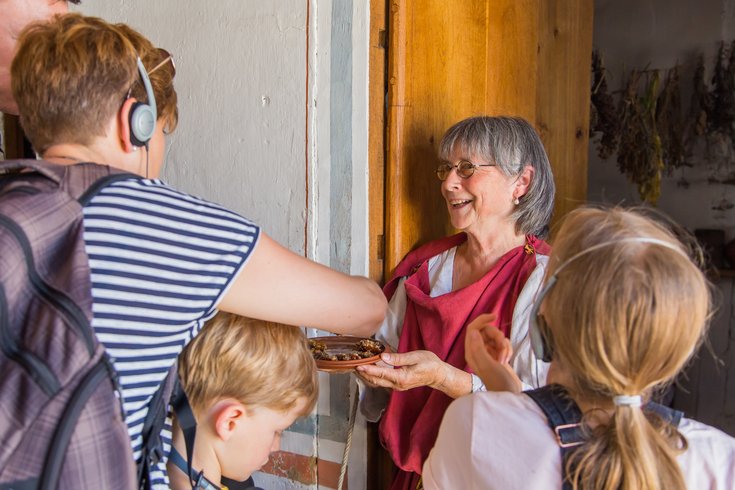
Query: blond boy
168,313,317,489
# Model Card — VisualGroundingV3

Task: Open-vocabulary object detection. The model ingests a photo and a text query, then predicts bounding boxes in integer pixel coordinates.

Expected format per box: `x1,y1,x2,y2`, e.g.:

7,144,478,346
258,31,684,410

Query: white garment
423,391,735,490
378,246,550,390
360,246,550,421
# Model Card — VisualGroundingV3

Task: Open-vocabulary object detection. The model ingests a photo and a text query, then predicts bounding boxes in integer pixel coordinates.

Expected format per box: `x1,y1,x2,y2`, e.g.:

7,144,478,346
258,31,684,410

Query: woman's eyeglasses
435,160,496,181
148,47,176,78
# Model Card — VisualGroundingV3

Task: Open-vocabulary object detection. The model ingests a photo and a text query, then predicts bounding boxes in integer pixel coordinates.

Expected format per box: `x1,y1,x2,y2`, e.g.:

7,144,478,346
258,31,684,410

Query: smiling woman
356,115,556,490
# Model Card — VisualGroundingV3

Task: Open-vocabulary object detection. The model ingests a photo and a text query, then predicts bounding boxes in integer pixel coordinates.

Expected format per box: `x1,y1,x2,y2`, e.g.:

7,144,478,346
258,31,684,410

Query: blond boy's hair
11,13,178,154
178,312,317,417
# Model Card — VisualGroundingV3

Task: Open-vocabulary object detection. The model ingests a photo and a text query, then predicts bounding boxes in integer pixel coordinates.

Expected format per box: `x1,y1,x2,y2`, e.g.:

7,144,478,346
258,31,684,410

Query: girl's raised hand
465,313,522,393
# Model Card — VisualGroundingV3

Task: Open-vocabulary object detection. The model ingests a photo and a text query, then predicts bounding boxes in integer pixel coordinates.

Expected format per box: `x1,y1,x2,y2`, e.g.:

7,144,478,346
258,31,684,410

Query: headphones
128,57,157,148
529,237,690,363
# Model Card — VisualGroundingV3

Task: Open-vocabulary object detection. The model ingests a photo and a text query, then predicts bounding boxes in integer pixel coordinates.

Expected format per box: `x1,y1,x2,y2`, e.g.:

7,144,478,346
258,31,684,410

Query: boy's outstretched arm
218,233,387,336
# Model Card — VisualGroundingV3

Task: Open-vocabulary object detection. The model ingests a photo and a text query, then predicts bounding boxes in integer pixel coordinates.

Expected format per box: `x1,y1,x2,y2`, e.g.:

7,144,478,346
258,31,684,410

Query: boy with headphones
9,13,386,488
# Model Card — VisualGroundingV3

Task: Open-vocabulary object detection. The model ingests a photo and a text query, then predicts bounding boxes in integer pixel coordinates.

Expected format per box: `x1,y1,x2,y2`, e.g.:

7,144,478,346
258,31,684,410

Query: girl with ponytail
423,207,735,489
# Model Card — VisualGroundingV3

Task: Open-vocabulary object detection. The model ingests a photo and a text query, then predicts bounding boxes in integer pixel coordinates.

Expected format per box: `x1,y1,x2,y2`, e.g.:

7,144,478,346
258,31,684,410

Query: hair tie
613,395,642,407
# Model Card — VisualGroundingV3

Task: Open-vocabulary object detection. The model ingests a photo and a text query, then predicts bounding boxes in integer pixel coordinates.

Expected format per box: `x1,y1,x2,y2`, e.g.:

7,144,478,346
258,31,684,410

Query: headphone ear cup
530,314,552,363
529,276,557,363
129,101,156,147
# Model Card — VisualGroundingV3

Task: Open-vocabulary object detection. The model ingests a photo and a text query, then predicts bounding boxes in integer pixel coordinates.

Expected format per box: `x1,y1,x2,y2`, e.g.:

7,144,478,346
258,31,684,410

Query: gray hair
438,116,555,237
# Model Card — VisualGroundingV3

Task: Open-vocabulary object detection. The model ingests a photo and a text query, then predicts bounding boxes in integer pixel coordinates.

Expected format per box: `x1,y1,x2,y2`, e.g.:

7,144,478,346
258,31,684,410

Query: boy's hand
465,313,522,393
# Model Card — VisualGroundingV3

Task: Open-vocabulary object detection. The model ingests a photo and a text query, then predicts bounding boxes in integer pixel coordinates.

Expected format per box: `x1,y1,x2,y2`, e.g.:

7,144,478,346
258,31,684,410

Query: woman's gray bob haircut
438,116,555,237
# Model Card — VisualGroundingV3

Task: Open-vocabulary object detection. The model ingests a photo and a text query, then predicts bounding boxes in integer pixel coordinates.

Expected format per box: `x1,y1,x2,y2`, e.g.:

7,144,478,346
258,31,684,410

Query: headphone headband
129,56,157,147
136,57,157,121
549,237,688,279
529,237,689,363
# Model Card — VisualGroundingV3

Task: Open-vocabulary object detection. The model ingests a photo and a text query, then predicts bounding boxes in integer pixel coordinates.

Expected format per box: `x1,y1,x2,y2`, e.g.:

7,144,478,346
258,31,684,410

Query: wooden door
383,0,594,275
367,2,593,487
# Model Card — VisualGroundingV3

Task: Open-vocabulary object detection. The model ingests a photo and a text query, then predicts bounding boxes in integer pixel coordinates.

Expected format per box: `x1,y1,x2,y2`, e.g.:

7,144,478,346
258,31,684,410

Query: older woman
357,116,555,490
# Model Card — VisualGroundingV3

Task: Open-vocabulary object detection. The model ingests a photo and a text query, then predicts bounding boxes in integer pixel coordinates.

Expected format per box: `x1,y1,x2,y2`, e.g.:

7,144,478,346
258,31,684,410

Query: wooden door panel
385,0,593,274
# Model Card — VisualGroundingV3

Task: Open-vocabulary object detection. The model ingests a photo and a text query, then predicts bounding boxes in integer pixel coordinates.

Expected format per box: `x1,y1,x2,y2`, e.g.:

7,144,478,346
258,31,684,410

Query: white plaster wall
79,1,309,253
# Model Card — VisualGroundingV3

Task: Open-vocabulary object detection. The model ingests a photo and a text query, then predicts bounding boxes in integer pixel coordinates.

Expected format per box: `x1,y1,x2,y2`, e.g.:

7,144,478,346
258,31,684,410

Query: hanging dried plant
702,41,735,176
617,71,643,180
709,41,735,135
590,50,620,159
656,66,686,171
684,54,711,144
684,54,712,145
617,70,664,204
707,42,735,135
726,39,735,144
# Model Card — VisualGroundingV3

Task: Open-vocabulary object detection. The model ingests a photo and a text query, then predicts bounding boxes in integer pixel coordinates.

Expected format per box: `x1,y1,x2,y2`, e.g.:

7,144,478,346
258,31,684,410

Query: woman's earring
513,197,520,206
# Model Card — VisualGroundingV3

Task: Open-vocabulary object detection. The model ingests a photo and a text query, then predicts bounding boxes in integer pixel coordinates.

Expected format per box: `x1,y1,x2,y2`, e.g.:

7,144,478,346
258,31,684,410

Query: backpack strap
170,380,261,490
0,159,137,202
0,159,66,183
138,365,179,489
171,376,200,490
525,385,585,451
645,400,684,427
525,385,584,490
525,384,684,490
168,447,222,490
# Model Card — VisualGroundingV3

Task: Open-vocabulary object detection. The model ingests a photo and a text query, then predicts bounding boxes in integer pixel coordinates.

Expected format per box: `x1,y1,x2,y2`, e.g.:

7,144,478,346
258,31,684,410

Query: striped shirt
82,178,259,488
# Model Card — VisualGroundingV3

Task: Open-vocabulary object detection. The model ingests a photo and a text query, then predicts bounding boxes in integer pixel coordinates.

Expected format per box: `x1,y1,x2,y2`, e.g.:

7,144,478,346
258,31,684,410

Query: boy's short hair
178,313,318,417
11,13,177,154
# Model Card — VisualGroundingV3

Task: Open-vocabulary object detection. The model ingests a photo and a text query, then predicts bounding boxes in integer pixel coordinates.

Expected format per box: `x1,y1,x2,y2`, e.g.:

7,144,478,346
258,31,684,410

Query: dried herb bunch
657,66,686,171
591,40,735,204
590,50,619,159
684,55,711,144
616,70,665,203
709,41,735,136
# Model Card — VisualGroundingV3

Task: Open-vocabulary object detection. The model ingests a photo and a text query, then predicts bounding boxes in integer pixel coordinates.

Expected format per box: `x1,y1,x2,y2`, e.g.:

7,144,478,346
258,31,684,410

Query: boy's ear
118,98,138,153
211,399,248,441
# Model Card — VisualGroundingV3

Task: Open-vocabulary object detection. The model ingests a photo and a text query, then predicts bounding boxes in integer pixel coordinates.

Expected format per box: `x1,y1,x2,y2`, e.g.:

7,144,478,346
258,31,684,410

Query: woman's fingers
356,350,440,391
356,364,400,389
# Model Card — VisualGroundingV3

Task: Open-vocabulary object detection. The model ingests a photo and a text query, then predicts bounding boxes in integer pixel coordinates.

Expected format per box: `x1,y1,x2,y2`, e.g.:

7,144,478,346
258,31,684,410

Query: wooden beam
536,0,594,233
369,0,387,284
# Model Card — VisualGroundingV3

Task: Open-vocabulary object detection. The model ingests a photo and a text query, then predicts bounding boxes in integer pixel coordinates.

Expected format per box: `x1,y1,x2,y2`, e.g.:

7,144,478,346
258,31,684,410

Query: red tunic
378,233,550,490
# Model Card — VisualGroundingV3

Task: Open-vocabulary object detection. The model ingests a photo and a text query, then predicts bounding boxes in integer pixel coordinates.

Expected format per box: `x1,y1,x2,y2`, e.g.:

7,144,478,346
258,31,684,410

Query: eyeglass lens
436,160,477,181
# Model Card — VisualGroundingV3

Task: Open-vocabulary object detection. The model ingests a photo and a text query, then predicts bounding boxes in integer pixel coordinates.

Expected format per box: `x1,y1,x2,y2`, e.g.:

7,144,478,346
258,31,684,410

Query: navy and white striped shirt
83,178,259,487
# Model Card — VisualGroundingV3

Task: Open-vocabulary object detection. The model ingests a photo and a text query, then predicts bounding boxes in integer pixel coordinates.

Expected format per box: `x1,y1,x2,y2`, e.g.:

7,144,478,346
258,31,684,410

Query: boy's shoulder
85,177,260,230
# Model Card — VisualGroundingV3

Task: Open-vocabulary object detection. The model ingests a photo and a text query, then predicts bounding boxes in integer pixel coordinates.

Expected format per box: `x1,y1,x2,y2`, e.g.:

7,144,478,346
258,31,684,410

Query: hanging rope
337,380,360,490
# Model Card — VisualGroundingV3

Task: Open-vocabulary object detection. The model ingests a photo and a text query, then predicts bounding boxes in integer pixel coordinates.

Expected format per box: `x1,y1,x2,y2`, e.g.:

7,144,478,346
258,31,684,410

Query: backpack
0,159,172,490
525,384,683,490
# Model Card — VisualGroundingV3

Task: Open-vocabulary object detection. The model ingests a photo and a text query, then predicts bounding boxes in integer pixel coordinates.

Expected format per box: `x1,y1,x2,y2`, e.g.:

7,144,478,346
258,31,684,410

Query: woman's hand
465,313,522,393
356,350,472,398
